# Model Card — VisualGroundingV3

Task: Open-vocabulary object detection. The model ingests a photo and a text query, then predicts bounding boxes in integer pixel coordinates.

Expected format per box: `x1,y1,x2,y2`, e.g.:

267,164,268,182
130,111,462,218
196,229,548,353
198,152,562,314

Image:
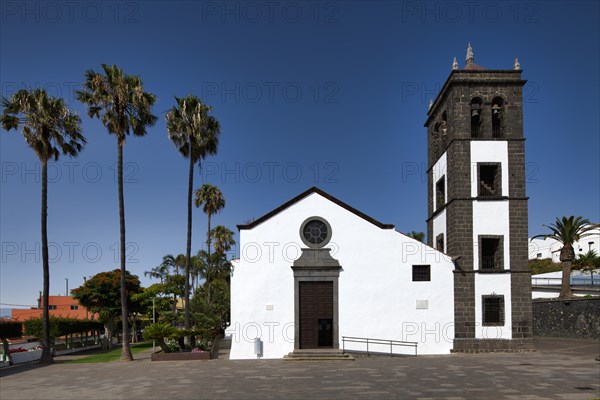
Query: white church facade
227,45,534,359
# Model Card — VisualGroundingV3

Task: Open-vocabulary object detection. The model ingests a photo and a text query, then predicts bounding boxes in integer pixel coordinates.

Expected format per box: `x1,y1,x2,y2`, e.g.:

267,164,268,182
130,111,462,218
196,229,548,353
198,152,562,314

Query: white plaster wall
228,192,455,359
528,229,600,261
432,152,447,211
432,210,446,253
472,201,510,270
474,274,512,339
470,141,508,197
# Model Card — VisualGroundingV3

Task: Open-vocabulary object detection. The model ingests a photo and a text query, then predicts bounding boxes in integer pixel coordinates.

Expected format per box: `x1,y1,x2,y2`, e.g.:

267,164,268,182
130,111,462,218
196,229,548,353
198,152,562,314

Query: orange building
12,295,95,321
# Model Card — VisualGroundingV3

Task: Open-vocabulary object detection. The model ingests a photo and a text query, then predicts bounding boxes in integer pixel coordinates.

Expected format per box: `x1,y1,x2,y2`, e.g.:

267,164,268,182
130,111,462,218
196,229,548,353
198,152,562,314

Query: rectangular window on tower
412,265,431,281
436,234,445,253
436,177,446,210
479,235,504,270
478,163,502,197
482,295,505,326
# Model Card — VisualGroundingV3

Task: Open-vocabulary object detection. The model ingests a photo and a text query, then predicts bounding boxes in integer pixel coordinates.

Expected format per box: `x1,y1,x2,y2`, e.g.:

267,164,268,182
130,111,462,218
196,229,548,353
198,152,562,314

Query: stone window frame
482,295,505,326
435,176,446,211
477,162,502,198
478,234,504,271
299,216,332,249
436,233,445,253
412,265,431,282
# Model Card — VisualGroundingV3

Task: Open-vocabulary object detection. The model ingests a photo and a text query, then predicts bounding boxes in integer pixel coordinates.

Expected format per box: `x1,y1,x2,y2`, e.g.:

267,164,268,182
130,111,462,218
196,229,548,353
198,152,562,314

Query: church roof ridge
237,186,395,231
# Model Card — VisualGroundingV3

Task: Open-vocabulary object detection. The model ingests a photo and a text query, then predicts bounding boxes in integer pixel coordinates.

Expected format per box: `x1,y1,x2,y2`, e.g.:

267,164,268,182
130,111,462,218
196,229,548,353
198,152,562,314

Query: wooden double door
299,281,333,349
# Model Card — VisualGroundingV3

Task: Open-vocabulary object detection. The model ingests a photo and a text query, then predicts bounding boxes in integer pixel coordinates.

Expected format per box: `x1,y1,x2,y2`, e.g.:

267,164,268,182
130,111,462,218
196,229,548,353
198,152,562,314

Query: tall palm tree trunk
183,149,194,347
39,159,52,364
118,141,133,361
207,214,212,307
559,261,573,298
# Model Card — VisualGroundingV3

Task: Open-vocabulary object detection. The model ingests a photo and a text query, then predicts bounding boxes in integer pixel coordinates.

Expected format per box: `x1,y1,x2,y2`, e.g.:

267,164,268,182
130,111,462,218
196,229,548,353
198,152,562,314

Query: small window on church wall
436,234,445,253
479,236,504,271
412,265,431,281
48,305,57,310
478,163,501,197
432,123,441,156
482,295,504,326
440,111,448,145
492,97,504,138
435,176,445,210
470,98,483,138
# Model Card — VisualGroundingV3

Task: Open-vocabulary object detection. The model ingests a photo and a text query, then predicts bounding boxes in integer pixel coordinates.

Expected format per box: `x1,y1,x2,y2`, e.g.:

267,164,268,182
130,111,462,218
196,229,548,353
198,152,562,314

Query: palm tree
532,216,597,298
211,225,235,254
573,250,600,285
77,64,157,361
408,231,425,242
1,89,86,364
166,95,220,341
144,262,170,284
195,183,225,258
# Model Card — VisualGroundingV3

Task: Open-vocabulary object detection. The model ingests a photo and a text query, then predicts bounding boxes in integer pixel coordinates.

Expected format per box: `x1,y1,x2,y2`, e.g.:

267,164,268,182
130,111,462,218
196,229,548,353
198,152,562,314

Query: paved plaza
1,338,599,399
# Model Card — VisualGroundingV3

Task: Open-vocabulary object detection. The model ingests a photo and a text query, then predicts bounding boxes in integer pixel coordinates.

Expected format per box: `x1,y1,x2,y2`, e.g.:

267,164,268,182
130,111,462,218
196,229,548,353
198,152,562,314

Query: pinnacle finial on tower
513,57,521,70
452,57,458,70
466,42,474,65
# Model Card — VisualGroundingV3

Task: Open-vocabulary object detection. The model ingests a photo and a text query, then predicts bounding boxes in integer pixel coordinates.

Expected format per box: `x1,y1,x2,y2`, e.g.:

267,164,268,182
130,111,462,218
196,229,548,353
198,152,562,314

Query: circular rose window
300,217,332,248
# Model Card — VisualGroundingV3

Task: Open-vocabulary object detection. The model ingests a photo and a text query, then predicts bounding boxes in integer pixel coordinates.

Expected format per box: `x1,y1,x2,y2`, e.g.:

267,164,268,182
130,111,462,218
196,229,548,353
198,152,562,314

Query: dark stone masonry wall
532,298,600,339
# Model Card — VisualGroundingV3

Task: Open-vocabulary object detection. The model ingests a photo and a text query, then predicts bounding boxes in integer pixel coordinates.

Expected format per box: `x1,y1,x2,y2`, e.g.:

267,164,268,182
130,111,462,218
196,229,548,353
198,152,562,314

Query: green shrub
529,258,562,275
0,319,22,339
23,317,102,339
143,323,177,353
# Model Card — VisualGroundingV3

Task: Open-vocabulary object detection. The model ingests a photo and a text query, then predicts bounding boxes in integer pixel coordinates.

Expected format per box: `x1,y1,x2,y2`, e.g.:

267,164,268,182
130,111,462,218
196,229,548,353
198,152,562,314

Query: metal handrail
341,336,418,357
532,276,597,286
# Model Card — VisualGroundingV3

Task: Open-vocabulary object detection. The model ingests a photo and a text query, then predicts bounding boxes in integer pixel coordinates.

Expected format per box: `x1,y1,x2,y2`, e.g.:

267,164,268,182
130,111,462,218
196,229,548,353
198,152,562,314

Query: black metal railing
341,336,418,357
492,125,503,138
479,182,499,197
481,256,498,269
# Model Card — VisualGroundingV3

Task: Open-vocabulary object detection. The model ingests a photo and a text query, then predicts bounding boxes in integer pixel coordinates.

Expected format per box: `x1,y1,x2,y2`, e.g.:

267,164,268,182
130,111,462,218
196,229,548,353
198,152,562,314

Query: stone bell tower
425,44,533,352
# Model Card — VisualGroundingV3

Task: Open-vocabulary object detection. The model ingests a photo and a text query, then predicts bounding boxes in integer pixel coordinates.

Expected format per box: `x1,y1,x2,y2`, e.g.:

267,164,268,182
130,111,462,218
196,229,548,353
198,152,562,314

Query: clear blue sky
1,1,599,308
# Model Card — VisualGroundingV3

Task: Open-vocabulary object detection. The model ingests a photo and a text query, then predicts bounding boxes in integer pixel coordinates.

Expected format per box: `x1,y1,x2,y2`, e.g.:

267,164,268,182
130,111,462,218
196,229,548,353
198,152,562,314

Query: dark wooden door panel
299,281,333,349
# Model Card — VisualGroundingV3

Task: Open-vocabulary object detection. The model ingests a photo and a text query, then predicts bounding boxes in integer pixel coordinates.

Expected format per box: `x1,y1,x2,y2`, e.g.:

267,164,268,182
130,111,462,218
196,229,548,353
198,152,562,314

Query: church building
226,45,534,359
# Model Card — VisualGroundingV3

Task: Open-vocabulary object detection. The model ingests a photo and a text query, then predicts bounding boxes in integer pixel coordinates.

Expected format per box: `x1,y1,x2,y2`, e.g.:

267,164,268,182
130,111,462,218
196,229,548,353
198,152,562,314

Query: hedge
0,319,22,339
23,317,103,338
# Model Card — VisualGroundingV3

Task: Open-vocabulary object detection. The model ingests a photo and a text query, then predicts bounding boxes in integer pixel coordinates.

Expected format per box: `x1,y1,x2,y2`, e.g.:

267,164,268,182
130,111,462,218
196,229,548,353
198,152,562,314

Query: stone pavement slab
1,338,598,399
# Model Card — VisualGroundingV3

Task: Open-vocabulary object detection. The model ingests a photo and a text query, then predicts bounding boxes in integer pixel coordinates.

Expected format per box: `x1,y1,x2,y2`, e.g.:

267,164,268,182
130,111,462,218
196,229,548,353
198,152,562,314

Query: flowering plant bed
151,350,210,362
9,349,43,364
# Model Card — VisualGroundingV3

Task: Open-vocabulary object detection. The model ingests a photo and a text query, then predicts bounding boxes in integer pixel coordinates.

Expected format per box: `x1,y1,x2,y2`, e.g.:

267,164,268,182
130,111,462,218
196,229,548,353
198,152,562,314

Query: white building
227,45,535,359
529,226,600,261
228,188,455,359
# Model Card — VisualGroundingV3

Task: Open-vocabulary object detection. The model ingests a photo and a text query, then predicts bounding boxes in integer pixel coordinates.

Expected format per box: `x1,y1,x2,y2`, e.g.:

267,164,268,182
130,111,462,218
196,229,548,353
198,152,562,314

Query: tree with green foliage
573,250,600,284
77,64,157,361
408,231,425,243
71,270,143,350
532,216,598,298
1,89,86,364
166,96,220,348
211,225,235,254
